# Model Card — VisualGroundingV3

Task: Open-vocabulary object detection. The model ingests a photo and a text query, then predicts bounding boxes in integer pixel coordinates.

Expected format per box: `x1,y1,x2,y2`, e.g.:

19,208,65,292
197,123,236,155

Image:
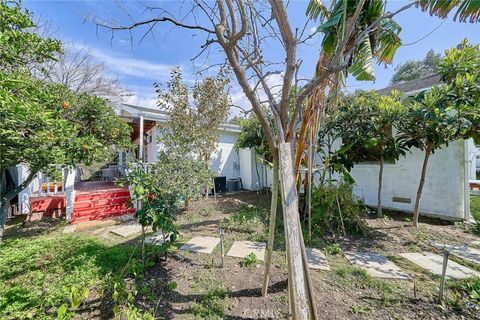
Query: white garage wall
210,131,240,179
147,127,241,180
350,140,466,220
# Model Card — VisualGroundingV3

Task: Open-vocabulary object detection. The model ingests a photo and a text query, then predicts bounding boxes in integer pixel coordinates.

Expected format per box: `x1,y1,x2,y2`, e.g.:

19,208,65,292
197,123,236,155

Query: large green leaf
348,37,375,81
416,0,480,22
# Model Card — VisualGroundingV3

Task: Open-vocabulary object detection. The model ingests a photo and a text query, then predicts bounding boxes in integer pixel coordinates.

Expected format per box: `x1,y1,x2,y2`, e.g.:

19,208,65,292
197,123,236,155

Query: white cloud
71,42,178,81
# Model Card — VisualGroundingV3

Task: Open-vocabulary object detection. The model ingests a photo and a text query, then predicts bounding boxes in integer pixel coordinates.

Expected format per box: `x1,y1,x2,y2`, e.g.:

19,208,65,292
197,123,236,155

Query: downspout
463,140,471,222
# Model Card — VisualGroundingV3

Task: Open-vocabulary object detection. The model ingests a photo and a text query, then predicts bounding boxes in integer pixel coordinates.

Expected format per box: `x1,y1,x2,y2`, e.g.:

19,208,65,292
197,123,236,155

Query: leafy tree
154,68,230,207
337,91,409,217
390,50,442,84
119,165,179,264
398,41,479,227
0,0,61,72
0,1,131,240
235,113,273,190
436,40,480,142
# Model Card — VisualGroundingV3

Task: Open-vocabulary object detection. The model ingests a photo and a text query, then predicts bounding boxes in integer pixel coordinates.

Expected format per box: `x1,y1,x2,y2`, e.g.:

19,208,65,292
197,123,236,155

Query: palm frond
349,37,375,81
306,0,330,21
374,19,402,64
416,0,480,22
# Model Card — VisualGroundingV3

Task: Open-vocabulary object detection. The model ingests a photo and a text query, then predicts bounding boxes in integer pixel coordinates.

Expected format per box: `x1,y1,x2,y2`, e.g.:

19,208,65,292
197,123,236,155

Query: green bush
470,196,480,235
311,182,368,237
240,253,258,268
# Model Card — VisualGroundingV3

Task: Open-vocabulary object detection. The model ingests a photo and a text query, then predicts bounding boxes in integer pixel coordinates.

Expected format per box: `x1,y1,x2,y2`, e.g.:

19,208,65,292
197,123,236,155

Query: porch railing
29,166,67,198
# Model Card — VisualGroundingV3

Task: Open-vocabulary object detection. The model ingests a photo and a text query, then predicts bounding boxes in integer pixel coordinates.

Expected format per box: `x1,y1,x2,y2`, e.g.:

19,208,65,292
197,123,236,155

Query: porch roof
119,103,241,134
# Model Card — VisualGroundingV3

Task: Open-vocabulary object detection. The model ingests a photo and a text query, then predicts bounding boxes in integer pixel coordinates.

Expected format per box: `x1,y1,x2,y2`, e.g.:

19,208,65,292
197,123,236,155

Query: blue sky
24,1,480,111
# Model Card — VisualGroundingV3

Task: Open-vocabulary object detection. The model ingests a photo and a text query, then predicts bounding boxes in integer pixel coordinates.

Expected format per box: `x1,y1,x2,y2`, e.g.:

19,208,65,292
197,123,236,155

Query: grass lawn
0,233,143,319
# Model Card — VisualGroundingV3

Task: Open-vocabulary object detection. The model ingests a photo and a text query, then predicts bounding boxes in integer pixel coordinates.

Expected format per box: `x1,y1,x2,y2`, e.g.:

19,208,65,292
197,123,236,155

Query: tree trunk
307,134,314,243
262,156,279,296
377,159,384,218
254,155,261,192
278,142,316,319
0,170,38,243
141,225,146,265
413,146,432,227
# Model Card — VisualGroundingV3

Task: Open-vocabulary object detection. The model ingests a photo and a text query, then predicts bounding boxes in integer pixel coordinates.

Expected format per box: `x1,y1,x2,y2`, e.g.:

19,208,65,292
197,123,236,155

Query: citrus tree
0,1,131,240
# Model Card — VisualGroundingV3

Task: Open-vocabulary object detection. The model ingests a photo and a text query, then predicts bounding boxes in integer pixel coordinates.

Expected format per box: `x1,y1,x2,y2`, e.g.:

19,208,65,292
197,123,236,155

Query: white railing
18,165,76,217
29,166,67,198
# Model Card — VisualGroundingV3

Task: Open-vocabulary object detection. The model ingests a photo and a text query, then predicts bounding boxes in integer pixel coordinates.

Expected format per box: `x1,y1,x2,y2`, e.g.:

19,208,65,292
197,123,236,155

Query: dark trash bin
214,176,227,193
227,179,240,192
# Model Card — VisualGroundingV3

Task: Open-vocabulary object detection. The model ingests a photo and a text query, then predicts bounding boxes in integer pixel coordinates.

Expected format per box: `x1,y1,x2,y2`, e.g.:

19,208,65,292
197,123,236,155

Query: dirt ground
5,191,480,319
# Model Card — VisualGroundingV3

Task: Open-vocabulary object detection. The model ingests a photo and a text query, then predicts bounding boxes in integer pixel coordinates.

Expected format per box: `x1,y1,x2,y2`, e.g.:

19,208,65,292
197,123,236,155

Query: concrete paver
399,252,479,279
345,252,410,279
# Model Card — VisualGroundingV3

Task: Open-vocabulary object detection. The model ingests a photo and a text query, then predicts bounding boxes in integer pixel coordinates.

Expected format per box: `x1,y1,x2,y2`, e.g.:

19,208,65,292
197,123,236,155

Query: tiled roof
377,74,442,95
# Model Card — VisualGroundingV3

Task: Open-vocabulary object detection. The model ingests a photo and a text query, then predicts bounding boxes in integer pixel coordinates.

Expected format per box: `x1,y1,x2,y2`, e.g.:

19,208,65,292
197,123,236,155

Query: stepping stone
344,252,410,280
399,252,480,279
451,247,480,265
110,224,142,238
180,236,220,254
145,232,166,245
62,224,77,234
227,240,266,260
119,214,134,222
306,248,330,270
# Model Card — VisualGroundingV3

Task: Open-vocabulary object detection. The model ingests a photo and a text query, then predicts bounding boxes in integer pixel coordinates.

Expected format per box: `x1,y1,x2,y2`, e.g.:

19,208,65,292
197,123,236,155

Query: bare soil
6,191,480,319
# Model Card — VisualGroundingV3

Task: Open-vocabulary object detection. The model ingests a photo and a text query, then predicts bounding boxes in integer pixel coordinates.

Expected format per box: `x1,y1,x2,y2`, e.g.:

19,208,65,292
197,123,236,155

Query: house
11,103,270,223
118,103,271,191
347,75,478,222
10,75,476,224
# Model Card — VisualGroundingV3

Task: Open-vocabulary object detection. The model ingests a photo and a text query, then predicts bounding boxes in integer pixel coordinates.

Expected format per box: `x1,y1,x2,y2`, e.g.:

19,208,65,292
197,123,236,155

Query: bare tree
35,43,126,99
86,1,431,318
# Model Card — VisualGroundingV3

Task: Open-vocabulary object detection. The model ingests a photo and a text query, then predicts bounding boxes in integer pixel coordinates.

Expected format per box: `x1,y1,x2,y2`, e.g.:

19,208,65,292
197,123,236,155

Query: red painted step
71,208,135,223
71,187,134,223
74,196,131,209
74,190,130,202
30,195,66,213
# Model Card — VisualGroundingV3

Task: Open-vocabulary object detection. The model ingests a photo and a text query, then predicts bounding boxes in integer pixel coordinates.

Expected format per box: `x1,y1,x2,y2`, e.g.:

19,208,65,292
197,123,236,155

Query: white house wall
210,131,240,179
238,148,272,191
147,127,241,180
350,140,466,220
467,139,479,180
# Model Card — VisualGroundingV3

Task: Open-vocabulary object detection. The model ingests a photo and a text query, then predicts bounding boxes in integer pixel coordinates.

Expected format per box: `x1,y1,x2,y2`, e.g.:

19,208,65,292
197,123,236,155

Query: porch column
118,148,124,167
65,167,76,223
139,113,144,163
17,165,30,214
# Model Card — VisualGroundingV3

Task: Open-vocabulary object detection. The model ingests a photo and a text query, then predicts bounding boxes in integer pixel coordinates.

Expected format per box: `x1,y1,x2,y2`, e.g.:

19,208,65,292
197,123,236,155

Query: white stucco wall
467,139,479,180
350,140,467,220
147,127,240,180
238,148,272,191
210,131,240,179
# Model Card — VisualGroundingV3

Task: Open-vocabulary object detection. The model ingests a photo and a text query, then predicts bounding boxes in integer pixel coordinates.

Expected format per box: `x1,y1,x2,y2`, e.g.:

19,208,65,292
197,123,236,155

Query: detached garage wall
210,130,240,179
350,140,467,221
238,148,272,191
148,126,241,180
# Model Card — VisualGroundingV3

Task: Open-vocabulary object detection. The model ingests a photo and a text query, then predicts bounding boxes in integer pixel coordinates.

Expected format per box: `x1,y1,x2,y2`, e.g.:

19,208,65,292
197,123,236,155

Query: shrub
470,196,480,236
311,182,368,237
240,253,258,268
